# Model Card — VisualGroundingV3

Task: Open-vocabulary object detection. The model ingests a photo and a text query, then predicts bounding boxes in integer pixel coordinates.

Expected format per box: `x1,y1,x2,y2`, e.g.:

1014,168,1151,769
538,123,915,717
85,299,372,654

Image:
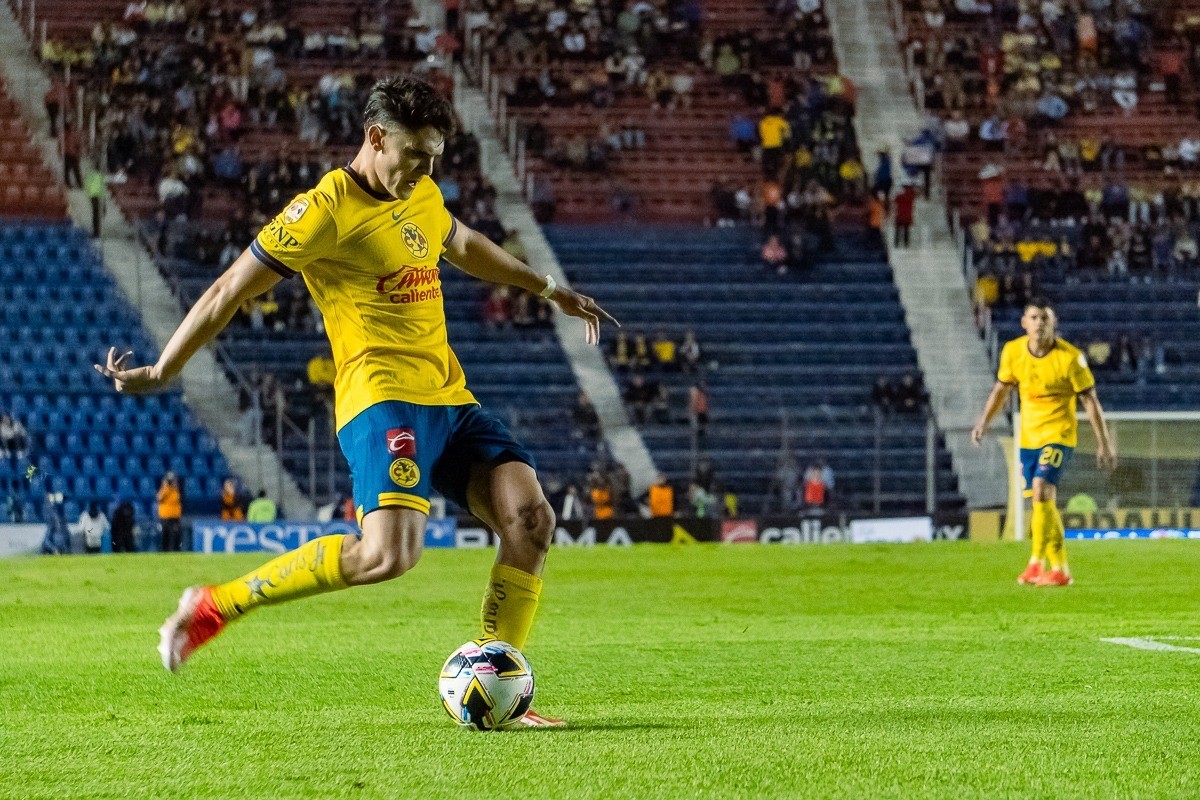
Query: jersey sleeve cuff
250,239,299,279
442,215,459,247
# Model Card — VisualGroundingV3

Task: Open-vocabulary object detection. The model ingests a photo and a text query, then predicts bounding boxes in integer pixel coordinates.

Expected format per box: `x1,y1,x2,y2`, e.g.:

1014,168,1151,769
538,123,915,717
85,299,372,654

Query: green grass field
3,541,1200,799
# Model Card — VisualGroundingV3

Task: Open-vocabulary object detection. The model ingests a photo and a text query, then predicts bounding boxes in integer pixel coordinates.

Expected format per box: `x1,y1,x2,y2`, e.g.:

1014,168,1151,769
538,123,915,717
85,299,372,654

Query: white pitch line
1101,637,1200,655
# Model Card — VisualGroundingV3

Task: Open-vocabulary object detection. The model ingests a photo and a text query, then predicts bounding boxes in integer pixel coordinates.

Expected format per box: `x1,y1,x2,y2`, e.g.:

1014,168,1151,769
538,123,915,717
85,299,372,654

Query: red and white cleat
1036,569,1073,588
511,710,567,728
1017,562,1044,585
157,586,226,672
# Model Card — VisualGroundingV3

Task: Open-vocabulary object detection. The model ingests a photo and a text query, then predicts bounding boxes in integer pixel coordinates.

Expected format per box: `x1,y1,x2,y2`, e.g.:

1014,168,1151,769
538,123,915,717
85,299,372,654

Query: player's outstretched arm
971,381,1013,445
94,249,283,394
443,219,618,345
1079,388,1117,471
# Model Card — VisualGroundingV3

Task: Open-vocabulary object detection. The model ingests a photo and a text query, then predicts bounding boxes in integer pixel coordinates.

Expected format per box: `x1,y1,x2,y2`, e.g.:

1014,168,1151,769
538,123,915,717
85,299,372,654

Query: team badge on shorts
390,457,420,488
283,197,309,223
401,222,429,258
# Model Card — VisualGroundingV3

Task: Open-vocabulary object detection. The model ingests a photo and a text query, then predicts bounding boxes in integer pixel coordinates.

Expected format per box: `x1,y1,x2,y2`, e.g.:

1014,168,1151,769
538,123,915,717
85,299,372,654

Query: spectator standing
893,183,916,248
40,483,70,554
895,370,929,414
110,498,136,552
688,482,720,517
573,391,601,439
623,373,652,423
44,76,66,134
560,484,585,521
590,475,614,520
220,478,245,521
246,490,277,522
759,109,791,178
157,473,183,551
84,165,105,237
680,329,701,374
1,414,29,461
802,462,828,510
646,473,675,517
79,501,110,554
872,149,893,205
62,125,83,188
818,458,835,505
688,380,710,442
651,330,677,371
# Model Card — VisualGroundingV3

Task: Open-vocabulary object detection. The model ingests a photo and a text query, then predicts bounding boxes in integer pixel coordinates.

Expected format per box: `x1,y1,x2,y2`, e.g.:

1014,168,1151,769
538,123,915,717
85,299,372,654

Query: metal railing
209,341,322,505
723,407,947,516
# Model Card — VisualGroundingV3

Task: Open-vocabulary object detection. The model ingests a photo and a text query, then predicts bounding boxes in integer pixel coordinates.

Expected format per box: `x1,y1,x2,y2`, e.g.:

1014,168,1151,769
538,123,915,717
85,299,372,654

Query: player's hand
93,347,169,394
552,288,619,346
1096,443,1118,472
970,421,986,445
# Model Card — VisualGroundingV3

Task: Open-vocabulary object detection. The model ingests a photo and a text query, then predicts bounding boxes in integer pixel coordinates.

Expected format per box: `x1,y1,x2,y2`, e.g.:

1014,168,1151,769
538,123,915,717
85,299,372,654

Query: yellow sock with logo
209,535,348,621
1042,503,1067,571
1030,501,1051,564
480,563,543,650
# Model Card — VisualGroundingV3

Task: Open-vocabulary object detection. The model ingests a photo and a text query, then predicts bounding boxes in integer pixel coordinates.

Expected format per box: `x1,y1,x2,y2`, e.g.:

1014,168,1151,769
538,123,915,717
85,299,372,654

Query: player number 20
1038,448,1063,468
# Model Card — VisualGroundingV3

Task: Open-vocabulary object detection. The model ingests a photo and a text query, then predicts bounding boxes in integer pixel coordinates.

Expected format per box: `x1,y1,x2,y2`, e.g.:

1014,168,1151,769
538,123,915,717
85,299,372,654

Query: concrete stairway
0,2,315,518
452,68,659,495
825,0,1008,507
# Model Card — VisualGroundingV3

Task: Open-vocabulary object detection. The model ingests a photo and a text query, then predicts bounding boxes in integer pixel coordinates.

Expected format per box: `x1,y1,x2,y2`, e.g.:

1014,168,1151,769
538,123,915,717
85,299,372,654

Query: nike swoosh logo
392,208,412,222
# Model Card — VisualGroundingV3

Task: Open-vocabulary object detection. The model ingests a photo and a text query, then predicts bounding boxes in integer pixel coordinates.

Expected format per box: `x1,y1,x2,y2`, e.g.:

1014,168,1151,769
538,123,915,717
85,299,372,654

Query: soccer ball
438,639,535,730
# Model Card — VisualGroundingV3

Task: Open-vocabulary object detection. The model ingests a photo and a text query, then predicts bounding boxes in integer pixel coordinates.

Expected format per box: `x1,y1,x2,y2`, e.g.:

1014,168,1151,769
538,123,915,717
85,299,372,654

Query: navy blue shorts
1019,443,1074,496
336,400,535,521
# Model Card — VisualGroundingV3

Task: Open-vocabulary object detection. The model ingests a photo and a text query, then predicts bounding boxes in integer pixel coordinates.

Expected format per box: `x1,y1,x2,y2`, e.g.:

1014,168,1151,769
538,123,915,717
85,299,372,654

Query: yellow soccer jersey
251,167,476,431
997,336,1095,448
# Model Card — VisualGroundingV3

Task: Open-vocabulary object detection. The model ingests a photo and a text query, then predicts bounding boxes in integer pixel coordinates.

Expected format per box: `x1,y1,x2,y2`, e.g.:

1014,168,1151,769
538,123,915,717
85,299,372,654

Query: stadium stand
11,0,961,517
0,220,230,524
13,0,612,511
0,77,68,219
463,0,846,221
888,0,1200,411
556,224,964,513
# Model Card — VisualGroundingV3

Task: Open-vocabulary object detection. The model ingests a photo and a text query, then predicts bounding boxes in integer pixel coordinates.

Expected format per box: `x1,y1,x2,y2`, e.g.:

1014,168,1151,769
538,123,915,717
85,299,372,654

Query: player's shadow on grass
552,720,685,732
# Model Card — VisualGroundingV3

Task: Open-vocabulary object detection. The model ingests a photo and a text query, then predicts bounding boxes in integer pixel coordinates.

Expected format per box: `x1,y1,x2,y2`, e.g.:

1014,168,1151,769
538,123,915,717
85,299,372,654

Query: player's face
373,123,445,201
1021,306,1055,341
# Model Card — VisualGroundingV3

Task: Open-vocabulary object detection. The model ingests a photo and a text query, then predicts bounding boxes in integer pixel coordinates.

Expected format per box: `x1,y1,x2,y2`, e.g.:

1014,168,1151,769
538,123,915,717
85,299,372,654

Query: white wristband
539,274,557,299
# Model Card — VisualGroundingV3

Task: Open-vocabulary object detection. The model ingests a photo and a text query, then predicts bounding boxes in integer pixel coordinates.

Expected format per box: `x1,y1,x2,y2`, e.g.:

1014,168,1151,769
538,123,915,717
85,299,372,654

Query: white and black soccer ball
438,639,535,730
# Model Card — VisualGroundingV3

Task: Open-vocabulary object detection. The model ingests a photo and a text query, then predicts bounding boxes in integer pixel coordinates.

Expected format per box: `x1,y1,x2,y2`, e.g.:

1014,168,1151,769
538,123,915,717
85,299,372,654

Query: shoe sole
511,712,567,729
157,586,201,672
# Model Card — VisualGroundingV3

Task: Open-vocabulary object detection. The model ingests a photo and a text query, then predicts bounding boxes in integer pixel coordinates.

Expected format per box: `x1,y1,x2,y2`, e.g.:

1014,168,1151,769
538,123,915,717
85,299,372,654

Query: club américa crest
401,222,429,258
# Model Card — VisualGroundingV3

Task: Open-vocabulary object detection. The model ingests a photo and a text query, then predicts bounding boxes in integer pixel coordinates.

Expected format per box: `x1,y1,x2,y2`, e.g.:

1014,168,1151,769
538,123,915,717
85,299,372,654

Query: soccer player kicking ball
95,77,617,727
971,298,1116,587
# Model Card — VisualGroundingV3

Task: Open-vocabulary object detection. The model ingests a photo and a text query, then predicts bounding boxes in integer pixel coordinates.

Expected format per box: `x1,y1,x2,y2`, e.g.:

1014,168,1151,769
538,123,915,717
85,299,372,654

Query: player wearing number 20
972,298,1117,587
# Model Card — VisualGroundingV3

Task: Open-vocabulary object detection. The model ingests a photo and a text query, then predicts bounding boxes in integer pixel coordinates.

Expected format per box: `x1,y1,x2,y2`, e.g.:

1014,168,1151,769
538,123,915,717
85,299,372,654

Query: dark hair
362,76,456,137
1025,296,1054,312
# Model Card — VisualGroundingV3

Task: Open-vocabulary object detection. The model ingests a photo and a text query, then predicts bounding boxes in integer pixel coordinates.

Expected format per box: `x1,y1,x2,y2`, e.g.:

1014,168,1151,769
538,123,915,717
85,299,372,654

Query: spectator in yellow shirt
759,110,790,178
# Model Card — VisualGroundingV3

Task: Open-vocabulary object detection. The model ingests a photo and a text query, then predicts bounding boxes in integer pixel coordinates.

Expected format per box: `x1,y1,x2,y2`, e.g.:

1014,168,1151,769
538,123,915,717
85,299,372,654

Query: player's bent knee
343,508,425,585
1031,479,1056,503
517,498,555,554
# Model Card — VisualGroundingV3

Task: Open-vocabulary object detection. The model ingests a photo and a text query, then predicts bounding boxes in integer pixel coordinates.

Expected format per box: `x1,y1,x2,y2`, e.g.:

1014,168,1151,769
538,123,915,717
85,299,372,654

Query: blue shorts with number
1019,443,1074,495
336,400,535,522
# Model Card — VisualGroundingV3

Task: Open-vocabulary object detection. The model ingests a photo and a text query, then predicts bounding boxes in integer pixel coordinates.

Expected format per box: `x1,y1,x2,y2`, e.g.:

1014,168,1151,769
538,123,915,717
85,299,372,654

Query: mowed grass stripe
2,542,1199,799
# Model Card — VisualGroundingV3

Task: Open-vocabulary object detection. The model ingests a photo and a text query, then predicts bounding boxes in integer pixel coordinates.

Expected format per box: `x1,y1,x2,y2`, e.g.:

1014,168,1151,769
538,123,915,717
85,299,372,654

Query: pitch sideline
1101,637,1200,655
